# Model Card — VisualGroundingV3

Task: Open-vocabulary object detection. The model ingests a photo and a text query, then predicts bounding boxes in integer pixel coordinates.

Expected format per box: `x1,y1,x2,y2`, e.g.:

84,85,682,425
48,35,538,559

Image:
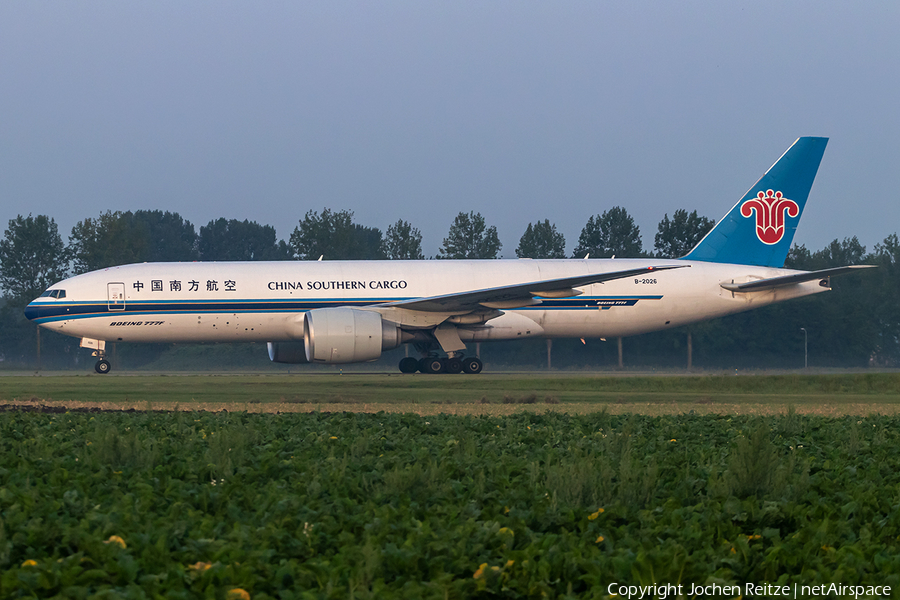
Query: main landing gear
397,355,484,374
95,359,111,374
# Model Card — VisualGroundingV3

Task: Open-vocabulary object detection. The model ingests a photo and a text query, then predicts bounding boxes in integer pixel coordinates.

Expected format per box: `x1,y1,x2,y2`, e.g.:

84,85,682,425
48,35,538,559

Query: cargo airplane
25,137,870,374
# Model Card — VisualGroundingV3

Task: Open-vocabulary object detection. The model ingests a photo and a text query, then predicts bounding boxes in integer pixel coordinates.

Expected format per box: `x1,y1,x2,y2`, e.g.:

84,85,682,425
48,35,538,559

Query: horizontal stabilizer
720,265,875,292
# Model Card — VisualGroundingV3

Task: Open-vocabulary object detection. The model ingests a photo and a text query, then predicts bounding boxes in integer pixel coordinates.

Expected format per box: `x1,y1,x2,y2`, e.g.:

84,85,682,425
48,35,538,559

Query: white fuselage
28,259,828,345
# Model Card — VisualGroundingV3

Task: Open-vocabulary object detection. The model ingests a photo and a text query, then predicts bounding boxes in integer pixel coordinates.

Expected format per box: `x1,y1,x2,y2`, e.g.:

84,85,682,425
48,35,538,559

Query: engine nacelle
304,307,401,364
267,341,310,364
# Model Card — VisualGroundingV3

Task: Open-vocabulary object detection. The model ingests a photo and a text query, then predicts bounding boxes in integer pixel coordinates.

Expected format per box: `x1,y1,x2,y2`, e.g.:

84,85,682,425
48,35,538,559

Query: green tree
0,215,73,368
653,209,715,258
816,236,868,268
289,209,386,260
572,207,643,258
438,211,502,259
130,210,198,263
199,218,290,261
860,234,900,365
786,237,867,270
0,214,69,301
69,211,140,273
69,210,198,274
784,243,814,269
516,220,566,258
383,219,424,259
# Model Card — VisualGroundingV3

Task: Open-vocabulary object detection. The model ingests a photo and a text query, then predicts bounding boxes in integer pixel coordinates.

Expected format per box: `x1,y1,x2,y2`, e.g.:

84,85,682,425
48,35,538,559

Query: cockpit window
39,290,66,299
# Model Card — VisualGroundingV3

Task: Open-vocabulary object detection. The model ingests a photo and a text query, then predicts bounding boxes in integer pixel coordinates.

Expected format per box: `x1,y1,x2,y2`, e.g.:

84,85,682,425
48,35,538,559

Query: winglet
683,137,828,267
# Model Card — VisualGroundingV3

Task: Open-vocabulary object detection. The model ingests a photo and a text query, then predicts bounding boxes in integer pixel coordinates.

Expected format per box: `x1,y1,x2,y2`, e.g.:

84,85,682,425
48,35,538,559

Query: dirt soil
3,399,900,416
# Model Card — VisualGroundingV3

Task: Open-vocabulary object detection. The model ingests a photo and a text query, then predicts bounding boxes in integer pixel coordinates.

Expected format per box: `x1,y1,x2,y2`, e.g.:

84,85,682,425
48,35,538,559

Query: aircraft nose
23,301,41,322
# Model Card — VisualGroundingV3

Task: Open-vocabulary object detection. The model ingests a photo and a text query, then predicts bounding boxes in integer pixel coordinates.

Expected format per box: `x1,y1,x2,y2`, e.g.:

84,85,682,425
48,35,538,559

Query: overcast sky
1,2,897,258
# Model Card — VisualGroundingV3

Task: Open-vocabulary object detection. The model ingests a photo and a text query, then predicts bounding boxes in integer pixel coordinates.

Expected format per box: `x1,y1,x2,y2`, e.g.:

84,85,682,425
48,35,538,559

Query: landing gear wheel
399,357,419,373
95,359,111,374
421,357,445,374
445,358,463,374
462,357,483,374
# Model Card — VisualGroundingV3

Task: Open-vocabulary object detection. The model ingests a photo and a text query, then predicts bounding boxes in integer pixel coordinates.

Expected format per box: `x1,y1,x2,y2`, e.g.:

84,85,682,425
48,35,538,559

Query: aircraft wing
378,265,686,313
720,265,875,292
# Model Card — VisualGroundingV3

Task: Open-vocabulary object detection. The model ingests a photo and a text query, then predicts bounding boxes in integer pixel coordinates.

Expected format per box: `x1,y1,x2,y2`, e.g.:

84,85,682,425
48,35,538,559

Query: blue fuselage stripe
27,296,664,324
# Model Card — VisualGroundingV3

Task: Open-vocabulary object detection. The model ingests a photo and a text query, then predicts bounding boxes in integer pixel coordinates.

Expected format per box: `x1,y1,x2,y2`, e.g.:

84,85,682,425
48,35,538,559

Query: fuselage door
108,282,126,311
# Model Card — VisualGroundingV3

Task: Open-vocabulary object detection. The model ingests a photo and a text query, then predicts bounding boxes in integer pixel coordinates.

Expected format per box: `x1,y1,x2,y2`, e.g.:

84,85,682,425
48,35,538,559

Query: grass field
1,372,900,415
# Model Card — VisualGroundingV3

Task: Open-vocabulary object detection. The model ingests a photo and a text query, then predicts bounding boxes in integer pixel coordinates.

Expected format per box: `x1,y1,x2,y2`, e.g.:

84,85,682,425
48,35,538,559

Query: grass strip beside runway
1,372,899,415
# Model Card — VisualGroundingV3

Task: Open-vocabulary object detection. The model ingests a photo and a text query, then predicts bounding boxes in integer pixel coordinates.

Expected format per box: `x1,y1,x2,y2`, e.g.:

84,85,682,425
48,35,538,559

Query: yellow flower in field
227,589,251,600
104,535,126,548
505,559,515,568
588,508,604,520
747,534,762,540
669,438,677,442
22,559,38,567
498,527,514,536
329,436,338,440
189,562,212,571
730,547,736,554
595,536,604,543
473,563,488,579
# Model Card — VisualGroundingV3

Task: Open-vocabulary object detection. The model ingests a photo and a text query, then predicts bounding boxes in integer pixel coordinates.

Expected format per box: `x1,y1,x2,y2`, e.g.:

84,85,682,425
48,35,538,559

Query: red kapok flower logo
740,190,799,245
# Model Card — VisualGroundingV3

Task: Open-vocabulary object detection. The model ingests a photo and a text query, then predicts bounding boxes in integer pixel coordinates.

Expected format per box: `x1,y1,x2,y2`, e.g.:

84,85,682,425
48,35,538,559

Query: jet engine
303,307,401,363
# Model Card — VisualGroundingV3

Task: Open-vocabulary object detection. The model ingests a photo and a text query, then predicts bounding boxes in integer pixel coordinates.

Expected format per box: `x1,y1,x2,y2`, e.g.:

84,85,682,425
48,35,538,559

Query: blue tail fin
682,137,828,267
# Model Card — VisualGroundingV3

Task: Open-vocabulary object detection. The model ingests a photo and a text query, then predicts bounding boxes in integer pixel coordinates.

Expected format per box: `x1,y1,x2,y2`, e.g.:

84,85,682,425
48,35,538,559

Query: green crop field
2,409,899,598
2,374,900,598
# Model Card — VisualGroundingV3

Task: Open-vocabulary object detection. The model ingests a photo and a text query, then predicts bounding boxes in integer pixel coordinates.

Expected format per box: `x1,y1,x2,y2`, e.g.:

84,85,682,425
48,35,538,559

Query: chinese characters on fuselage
132,280,237,292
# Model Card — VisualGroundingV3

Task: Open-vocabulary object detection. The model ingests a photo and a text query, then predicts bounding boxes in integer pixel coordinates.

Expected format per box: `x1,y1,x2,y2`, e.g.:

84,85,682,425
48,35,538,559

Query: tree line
0,206,713,298
0,207,897,369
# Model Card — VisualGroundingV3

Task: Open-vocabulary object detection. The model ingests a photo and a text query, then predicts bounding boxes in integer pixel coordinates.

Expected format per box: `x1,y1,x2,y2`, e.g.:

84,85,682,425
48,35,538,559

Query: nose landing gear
81,338,112,374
